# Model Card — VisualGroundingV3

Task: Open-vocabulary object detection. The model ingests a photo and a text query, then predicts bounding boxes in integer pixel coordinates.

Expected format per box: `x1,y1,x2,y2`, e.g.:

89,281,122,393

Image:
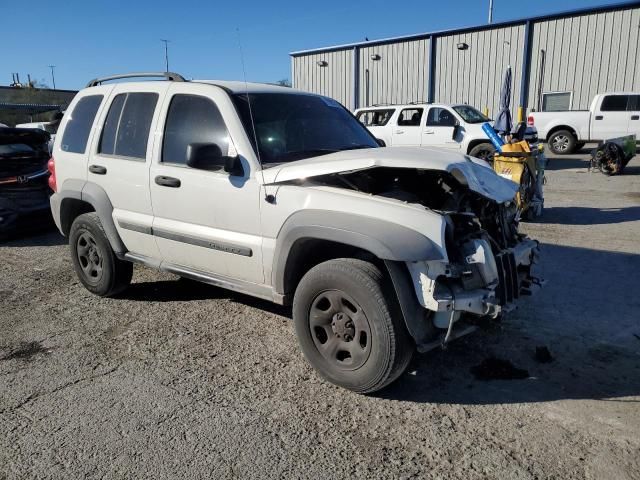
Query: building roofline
290,0,640,56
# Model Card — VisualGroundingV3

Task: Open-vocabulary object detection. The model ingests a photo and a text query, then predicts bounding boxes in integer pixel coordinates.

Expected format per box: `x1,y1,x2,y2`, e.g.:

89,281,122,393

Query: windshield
232,93,378,165
452,105,490,123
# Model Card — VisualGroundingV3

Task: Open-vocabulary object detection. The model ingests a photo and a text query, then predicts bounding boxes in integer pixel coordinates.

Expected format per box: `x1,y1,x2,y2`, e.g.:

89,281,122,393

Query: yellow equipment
493,140,545,219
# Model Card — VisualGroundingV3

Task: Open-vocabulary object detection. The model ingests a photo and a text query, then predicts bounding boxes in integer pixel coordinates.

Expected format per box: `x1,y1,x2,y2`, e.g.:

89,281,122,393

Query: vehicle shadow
0,226,65,247
545,156,590,170
378,242,640,404
541,206,640,225
118,277,291,317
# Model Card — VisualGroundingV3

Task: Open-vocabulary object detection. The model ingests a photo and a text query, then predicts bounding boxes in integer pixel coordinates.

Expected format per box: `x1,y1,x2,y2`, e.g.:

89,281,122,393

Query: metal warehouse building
290,1,640,117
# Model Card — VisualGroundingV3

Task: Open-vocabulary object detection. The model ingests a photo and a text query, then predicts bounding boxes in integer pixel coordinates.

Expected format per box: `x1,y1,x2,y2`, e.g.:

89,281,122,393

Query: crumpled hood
258,147,518,203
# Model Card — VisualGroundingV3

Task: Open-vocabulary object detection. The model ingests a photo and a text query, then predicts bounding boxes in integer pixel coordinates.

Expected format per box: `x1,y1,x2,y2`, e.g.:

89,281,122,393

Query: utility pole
161,39,170,72
488,0,494,24
48,65,56,89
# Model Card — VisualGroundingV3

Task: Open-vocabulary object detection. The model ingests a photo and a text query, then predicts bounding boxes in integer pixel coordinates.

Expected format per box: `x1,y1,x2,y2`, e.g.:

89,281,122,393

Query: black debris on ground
535,346,554,363
1,341,49,361
470,357,529,381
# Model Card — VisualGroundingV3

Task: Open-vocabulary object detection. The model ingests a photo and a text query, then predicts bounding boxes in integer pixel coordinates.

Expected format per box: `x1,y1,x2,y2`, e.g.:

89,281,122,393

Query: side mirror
186,142,243,176
376,138,386,147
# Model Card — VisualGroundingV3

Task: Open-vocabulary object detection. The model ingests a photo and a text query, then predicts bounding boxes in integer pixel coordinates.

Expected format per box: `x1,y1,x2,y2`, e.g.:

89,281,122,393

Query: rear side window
162,94,230,165
99,92,158,159
357,109,394,127
397,108,423,126
600,95,629,112
60,95,103,153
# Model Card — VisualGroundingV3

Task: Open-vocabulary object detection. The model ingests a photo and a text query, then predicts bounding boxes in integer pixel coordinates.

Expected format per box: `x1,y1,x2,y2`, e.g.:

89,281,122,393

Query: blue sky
2,0,629,90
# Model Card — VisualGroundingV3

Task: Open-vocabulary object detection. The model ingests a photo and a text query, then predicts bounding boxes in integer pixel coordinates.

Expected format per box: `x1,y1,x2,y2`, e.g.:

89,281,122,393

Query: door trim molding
118,220,253,257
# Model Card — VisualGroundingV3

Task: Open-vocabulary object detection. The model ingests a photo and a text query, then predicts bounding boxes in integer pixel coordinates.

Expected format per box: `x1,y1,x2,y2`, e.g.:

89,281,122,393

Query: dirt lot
1,148,639,479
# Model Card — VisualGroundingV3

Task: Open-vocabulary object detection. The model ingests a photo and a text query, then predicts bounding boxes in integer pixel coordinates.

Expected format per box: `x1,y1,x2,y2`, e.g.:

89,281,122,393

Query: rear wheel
548,130,576,155
469,143,496,163
69,213,132,297
293,258,414,393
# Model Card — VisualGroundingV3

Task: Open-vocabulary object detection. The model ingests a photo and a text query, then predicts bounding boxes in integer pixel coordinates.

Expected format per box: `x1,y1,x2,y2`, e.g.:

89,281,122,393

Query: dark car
0,127,53,235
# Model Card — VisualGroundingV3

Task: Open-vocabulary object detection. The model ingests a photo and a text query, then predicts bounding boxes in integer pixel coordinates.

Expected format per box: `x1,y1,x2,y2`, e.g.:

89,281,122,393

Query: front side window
357,109,394,127
99,92,158,159
397,108,423,126
232,93,378,165
61,95,103,153
452,105,488,123
162,94,230,165
600,95,629,112
426,107,457,127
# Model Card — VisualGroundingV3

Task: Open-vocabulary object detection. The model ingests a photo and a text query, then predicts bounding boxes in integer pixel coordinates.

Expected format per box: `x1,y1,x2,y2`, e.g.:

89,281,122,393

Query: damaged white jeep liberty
49,72,540,393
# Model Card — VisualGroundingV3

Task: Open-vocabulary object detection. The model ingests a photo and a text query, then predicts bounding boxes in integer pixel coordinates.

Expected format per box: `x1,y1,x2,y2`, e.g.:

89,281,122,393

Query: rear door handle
89,165,107,175
395,130,404,134
424,129,435,134
631,115,639,120
595,115,603,120
155,175,181,188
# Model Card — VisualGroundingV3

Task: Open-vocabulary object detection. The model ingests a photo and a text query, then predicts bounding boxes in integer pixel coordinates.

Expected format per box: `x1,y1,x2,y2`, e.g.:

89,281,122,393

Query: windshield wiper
338,144,374,151
276,149,338,162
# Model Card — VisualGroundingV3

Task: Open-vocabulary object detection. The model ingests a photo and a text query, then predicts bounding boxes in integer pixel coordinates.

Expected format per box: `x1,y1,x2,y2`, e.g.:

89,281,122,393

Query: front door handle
631,115,639,120
395,130,405,134
424,129,435,134
155,175,181,188
595,115,603,120
89,164,107,175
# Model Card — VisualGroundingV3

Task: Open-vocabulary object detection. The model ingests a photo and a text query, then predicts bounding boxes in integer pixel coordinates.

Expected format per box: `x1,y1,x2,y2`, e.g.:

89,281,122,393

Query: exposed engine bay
310,167,540,331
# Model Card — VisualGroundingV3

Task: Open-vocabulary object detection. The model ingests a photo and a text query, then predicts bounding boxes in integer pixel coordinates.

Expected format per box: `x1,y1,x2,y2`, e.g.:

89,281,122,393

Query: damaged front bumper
407,237,541,329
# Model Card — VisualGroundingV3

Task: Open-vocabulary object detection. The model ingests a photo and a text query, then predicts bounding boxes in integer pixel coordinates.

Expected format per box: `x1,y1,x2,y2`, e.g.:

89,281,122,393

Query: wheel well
466,139,493,154
546,125,577,141
282,238,382,299
59,198,94,236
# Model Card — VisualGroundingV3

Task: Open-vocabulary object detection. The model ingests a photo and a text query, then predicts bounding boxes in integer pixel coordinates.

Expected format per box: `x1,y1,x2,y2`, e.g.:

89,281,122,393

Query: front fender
271,209,445,294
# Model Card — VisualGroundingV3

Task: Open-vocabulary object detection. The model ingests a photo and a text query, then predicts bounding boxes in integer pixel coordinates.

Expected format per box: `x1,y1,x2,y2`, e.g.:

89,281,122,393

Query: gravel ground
1,148,639,479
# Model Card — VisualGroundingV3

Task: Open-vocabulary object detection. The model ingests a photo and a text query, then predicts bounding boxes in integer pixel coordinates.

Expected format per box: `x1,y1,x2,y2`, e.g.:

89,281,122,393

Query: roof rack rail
85,72,186,88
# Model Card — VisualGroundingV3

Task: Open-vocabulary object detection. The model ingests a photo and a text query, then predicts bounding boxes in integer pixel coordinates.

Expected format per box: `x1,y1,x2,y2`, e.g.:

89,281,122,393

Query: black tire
293,258,414,393
69,212,132,297
548,129,576,155
575,142,586,152
468,143,496,162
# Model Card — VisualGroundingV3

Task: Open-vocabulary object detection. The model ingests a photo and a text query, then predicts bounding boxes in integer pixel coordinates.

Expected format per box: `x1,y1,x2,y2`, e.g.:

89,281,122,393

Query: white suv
49,72,539,393
355,103,537,161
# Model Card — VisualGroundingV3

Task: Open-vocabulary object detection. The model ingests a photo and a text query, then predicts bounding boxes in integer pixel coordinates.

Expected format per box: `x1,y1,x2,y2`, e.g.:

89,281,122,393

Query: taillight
47,157,57,192
527,115,534,126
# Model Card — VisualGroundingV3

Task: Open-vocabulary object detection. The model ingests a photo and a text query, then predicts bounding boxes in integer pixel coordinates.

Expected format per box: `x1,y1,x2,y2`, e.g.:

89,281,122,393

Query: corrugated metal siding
357,38,430,107
433,25,525,117
292,50,353,108
528,7,640,110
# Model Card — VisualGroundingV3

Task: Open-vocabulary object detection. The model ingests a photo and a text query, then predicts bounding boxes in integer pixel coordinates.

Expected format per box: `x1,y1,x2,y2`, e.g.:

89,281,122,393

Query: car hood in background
259,147,518,203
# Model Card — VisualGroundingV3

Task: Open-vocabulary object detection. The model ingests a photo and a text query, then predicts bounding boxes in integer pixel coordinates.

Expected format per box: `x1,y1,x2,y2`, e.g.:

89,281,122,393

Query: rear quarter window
60,95,103,153
357,109,395,127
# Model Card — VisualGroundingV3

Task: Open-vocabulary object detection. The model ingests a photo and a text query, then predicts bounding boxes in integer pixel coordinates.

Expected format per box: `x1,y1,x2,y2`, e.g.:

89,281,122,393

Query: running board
122,252,285,305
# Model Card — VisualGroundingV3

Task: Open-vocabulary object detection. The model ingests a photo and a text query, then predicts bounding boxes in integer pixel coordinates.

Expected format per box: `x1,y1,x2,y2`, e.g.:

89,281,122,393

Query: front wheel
293,258,414,393
548,130,576,155
468,143,496,162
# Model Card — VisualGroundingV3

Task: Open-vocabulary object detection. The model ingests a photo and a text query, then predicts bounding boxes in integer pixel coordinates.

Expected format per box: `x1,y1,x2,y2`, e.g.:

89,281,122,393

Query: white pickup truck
528,92,640,154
